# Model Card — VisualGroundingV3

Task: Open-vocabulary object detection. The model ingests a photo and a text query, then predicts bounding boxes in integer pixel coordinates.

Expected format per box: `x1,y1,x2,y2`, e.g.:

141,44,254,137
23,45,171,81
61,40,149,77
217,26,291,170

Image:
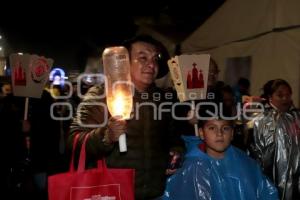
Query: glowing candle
103,46,133,152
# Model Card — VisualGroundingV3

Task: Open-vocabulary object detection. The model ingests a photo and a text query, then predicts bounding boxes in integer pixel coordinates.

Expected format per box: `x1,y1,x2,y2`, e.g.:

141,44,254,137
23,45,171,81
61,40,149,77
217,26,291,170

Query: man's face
199,119,233,159
130,42,159,92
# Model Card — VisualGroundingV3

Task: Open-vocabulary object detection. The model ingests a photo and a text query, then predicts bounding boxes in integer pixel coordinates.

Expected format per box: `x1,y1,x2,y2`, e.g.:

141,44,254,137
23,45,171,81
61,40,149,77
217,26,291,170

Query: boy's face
199,119,233,159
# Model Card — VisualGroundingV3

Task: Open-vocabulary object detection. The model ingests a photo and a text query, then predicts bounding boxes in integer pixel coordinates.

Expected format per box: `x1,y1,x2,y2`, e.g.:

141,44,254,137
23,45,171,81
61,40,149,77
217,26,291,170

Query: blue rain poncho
162,136,278,200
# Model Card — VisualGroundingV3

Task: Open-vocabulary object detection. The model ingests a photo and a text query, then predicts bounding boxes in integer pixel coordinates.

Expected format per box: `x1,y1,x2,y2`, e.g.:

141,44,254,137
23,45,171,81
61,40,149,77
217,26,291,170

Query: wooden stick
192,101,199,136
24,97,29,120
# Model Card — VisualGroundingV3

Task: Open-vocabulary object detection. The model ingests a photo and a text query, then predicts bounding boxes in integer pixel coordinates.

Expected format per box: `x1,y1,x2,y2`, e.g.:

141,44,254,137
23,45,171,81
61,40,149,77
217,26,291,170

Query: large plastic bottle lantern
102,46,133,152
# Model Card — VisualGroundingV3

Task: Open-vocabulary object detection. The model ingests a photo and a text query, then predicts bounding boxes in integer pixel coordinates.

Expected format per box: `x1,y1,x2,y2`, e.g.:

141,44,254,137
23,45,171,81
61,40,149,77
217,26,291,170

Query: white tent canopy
181,0,300,106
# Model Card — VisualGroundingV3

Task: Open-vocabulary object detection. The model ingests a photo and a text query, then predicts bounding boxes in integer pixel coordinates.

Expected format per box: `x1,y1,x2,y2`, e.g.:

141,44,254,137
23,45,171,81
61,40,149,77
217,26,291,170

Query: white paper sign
10,54,53,98
168,54,210,102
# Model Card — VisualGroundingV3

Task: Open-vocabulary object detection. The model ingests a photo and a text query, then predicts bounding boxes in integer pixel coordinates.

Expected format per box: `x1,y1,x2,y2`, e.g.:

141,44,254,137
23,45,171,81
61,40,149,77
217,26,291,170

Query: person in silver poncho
250,79,300,200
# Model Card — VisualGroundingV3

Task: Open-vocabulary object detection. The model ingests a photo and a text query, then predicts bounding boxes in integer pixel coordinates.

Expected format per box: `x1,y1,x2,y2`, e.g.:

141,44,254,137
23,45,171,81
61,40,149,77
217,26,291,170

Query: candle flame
114,93,125,117
107,90,132,119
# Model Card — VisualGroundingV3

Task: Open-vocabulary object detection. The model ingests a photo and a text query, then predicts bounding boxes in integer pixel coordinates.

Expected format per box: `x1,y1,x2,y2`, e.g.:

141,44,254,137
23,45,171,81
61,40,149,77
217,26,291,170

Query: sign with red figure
10,54,53,98
168,54,210,102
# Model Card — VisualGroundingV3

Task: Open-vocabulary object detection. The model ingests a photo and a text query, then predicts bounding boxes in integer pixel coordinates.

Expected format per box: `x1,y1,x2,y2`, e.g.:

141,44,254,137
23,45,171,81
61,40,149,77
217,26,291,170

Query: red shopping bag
48,134,135,200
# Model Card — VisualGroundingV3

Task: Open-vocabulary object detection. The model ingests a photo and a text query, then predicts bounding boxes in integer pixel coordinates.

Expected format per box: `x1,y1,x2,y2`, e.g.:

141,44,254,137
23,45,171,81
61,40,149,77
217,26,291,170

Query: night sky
0,0,224,72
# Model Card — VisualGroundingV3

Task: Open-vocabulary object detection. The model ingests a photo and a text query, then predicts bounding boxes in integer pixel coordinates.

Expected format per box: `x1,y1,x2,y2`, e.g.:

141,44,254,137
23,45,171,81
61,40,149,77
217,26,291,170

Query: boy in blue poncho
162,108,278,200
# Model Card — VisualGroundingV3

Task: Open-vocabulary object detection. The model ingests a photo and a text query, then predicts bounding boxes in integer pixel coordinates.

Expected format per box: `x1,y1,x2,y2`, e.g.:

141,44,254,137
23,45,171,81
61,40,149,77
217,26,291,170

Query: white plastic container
102,46,133,152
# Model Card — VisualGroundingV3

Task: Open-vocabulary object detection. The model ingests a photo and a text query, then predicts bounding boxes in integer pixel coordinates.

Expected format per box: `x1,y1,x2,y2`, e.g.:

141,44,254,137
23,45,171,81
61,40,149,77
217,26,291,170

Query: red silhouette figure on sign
199,70,204,88
186,62,205,89
14,61,26,86
187,71,193,89
192,63,200,88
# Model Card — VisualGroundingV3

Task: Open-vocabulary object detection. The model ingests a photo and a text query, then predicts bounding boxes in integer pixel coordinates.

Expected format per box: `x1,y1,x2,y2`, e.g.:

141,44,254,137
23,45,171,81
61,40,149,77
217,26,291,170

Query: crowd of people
1,34,300,200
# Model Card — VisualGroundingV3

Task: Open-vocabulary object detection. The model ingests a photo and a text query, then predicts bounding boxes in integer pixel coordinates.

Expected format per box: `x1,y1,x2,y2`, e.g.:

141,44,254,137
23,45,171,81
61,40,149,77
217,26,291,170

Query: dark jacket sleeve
67,85,115,168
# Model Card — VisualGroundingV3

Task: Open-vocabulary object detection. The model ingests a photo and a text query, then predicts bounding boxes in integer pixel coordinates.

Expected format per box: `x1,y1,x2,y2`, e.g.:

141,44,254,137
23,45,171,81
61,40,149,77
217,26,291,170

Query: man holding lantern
68,35,183,200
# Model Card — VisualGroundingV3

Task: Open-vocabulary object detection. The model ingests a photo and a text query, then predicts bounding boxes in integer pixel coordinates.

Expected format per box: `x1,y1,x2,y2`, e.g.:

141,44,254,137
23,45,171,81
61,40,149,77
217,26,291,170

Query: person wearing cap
68,35,183,200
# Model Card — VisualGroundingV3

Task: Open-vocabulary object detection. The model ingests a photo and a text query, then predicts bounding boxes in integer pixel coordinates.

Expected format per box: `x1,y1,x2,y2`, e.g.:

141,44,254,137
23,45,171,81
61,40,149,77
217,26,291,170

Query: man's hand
166,151,182,176
106,116,127,143
166,168,177,176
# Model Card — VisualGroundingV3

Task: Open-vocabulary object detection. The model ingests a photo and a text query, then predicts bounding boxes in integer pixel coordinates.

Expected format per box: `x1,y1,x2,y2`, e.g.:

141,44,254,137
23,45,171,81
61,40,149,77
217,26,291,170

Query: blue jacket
162,136,278,200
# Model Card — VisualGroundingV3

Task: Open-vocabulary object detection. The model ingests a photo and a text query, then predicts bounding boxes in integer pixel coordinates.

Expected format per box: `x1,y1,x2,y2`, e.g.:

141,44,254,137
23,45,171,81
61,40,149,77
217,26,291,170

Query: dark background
0,0,224,72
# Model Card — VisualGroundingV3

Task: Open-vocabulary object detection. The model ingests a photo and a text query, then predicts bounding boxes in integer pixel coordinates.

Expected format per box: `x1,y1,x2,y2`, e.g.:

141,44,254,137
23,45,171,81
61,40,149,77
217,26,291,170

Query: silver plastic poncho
251,106,300,200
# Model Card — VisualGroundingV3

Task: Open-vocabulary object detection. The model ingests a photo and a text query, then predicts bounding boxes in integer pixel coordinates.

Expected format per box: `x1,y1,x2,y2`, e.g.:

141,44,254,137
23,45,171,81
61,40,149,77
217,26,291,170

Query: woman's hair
261,79,292,103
